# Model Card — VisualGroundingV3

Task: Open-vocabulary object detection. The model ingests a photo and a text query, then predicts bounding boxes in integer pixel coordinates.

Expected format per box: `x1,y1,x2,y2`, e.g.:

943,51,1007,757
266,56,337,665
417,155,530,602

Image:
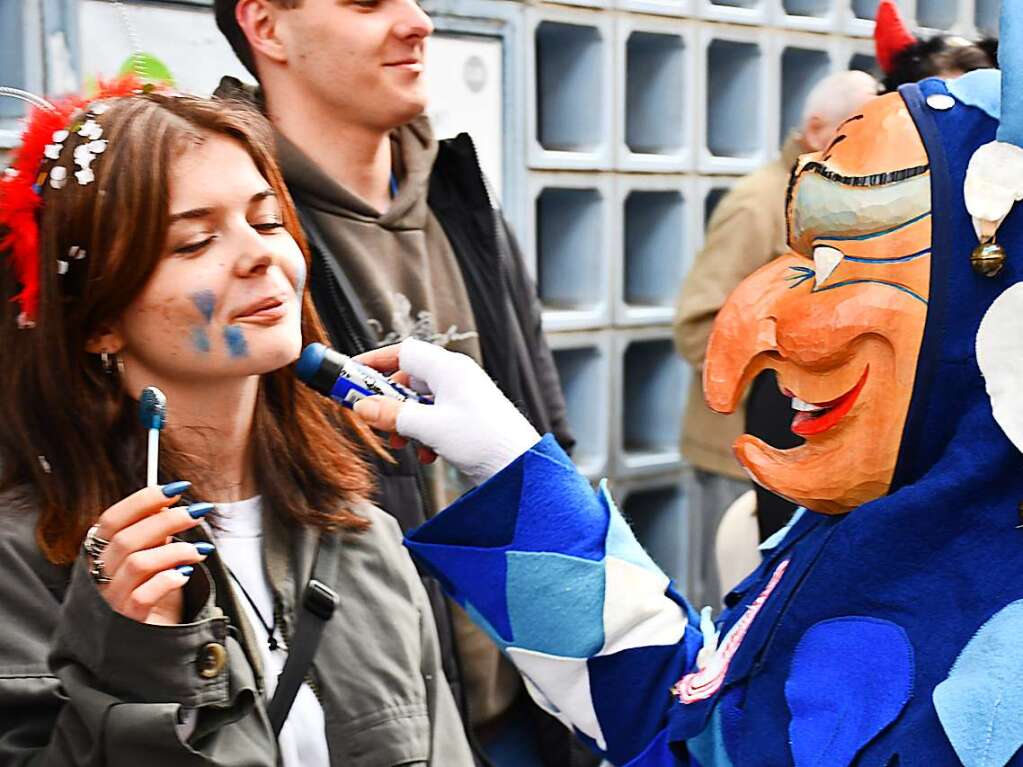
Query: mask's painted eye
813,245,845,288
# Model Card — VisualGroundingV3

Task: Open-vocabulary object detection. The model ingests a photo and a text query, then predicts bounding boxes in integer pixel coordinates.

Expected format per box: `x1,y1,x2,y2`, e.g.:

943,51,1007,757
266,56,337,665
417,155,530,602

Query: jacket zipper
318,244,367,354
471,145,512,291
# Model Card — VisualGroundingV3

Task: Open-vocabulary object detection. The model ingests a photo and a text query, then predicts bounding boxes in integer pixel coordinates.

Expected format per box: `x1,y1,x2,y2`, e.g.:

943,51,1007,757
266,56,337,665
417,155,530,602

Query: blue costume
405,12,1023,766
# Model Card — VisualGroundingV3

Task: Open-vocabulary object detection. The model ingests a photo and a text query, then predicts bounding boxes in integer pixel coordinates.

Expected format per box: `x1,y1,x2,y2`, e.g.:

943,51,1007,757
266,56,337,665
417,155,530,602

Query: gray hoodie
276,118,482,363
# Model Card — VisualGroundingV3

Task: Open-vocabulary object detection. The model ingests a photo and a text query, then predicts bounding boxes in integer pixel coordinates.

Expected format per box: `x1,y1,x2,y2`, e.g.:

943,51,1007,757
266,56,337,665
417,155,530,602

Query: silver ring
84,523,110,558
89,557,112,585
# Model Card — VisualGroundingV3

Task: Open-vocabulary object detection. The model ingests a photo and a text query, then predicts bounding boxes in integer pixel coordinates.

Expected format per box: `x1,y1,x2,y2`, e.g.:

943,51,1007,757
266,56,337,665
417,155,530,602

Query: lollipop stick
147,428,160,487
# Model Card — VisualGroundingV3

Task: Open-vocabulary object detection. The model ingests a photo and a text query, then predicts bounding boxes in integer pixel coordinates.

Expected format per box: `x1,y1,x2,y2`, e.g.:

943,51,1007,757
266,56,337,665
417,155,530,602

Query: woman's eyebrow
169,190,276,224
168,207,213,224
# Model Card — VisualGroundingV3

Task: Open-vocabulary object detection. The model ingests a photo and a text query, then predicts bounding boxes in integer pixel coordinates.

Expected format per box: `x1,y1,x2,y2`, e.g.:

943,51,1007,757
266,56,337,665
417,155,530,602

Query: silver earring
100,351,123,375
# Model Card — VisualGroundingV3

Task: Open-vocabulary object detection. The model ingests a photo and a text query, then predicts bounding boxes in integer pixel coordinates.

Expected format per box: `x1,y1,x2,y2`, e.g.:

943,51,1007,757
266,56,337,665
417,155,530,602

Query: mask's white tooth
813,245,844,288
791,396,821,413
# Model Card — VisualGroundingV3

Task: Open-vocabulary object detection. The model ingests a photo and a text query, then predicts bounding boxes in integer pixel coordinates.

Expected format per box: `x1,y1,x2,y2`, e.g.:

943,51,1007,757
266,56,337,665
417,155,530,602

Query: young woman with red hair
0,86,473,766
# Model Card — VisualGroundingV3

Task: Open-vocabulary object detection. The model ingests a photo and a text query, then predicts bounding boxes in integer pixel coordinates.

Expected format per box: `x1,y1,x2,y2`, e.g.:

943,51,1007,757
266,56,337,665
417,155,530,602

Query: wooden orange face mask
704,93,931,515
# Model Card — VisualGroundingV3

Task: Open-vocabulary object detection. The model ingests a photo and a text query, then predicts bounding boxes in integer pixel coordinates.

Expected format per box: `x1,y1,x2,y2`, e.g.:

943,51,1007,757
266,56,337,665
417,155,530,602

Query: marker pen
295,342,433,408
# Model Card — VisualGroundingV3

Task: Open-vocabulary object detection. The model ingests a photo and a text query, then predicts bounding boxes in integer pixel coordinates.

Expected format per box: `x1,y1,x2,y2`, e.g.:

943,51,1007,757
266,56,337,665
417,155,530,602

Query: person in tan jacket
674,70,879,607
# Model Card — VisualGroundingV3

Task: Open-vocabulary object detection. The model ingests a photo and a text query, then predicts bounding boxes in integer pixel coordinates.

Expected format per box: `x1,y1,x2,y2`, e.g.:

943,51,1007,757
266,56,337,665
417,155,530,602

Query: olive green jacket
0,487,474,766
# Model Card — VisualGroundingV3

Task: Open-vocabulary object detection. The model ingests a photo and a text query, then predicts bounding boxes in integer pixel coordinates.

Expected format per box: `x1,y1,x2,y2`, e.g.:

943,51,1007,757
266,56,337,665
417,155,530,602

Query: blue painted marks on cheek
191,326,211,353
190,290,216,324
223,325,249,358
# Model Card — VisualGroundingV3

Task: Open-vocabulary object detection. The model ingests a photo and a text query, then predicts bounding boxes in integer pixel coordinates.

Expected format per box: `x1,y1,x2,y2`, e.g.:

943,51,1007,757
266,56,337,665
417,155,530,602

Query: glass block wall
1,0,994,595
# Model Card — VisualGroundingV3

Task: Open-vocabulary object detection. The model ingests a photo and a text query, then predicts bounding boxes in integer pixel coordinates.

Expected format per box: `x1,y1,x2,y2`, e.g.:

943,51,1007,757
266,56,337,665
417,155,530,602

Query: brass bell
971,240,1007,278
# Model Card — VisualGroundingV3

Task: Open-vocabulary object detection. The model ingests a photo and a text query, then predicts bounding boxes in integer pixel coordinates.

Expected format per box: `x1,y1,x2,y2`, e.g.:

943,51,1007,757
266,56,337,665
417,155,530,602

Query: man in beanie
211,0,581,763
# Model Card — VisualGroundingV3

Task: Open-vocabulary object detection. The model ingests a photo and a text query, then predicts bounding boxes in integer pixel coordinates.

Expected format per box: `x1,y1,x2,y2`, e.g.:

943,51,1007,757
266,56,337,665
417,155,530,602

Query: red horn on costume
874,1,917,75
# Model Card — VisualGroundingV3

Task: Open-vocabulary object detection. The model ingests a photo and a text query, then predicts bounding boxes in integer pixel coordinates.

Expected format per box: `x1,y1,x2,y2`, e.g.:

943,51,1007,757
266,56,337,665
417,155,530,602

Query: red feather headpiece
0,76,141,327
874,0,918,76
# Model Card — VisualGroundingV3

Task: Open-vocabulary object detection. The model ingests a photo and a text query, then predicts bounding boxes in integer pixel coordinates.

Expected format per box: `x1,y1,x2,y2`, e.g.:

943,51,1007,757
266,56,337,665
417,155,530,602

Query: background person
212,1,582,762
874,0,996,93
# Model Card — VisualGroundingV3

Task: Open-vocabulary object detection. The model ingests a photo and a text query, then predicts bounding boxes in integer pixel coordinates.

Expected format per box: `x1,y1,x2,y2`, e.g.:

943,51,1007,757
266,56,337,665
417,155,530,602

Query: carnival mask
704,93,931,515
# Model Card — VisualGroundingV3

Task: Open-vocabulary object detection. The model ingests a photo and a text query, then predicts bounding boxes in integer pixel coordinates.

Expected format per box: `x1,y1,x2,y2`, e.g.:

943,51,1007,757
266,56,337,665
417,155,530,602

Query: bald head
801,70,881,152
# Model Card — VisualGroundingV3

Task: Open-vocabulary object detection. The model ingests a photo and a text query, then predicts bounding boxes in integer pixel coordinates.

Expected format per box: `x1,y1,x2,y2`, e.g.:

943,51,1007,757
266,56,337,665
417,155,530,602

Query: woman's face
112,134,306,386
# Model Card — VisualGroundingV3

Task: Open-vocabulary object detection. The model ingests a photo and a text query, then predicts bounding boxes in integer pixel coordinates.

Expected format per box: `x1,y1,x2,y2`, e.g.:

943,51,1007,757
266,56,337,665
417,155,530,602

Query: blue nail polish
175,565,194,578
187,502,215,519
194,542,215,556
162,481,192,498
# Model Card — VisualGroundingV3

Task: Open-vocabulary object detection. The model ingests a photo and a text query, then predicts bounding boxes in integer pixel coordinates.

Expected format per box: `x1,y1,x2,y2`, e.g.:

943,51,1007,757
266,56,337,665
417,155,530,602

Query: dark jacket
302,141,598,767
299,136,593,767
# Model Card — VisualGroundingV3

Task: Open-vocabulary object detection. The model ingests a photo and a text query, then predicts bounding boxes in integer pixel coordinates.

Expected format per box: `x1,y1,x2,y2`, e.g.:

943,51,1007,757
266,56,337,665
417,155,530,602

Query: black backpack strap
266,532,341,737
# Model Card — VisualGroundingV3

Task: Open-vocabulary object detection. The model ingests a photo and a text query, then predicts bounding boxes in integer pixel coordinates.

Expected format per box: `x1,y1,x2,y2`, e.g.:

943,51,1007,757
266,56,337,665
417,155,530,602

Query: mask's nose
704,256,800,414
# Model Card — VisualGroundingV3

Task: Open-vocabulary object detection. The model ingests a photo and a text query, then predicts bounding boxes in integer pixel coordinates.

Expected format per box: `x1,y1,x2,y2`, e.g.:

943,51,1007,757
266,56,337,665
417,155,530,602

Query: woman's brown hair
0,91,378,564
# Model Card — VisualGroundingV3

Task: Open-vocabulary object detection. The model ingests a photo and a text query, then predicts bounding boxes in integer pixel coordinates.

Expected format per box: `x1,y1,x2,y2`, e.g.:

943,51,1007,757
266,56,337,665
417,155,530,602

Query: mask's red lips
787,367,869,437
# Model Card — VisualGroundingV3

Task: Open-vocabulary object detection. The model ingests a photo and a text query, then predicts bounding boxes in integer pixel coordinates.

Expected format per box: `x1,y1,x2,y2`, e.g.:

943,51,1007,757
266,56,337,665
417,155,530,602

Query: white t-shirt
209,496,330,766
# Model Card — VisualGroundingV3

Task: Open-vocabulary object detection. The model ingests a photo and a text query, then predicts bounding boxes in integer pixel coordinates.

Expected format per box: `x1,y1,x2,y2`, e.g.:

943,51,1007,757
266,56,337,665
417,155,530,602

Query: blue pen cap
295,343,345,396
138,386,167,430
295,342,327,383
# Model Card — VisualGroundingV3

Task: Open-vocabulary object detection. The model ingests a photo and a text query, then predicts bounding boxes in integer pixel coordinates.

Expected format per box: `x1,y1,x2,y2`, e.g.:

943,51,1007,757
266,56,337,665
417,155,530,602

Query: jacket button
197,642,227,679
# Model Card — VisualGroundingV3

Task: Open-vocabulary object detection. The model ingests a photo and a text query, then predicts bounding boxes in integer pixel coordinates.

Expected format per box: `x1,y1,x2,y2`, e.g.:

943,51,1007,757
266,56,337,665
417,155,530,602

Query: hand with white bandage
352,339,543,486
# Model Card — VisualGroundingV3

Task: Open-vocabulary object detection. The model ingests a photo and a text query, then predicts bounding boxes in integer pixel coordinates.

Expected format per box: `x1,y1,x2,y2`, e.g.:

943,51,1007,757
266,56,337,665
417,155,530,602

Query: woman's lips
788,367,869,437
234,298,286,325
384,60,423,73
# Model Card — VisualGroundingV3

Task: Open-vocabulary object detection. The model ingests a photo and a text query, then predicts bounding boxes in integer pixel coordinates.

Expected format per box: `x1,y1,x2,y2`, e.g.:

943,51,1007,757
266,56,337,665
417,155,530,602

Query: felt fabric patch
590,643,697,765
673,559,790,705
976,282,1023,456
622,728,680,767
506,551,606,657
785,617,913,767
933,599,1023,767
717,686,746,763
601,556,686,655
602,481,665,576
514,447,609,561
407,450,524,548
687,706,735,767
466,602,510,652
402,542,514,640
508,646,607,750
408,433,605,557
947,70,1002,121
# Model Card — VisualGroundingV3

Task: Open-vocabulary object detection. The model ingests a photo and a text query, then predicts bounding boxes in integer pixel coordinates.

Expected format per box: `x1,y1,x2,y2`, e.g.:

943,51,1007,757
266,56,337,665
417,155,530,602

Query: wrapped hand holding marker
341,339,542,486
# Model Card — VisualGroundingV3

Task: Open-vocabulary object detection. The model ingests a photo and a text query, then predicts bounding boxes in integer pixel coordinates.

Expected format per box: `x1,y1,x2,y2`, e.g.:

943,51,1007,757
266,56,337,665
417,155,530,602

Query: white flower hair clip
39,104,112,190
68,113,108,187
43,130,69,161
49,166,67,190
57,245,87,277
